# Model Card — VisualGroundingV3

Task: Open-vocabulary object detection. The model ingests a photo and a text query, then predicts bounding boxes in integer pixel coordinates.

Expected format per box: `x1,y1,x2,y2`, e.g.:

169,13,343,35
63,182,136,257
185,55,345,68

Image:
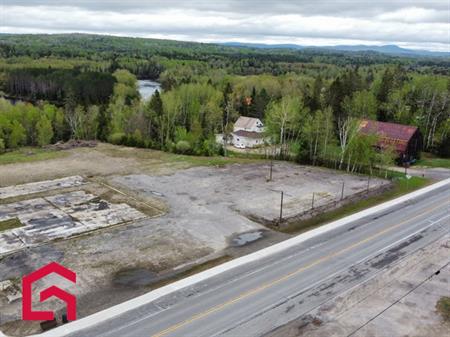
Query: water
138,80,161,101
231,231,264,247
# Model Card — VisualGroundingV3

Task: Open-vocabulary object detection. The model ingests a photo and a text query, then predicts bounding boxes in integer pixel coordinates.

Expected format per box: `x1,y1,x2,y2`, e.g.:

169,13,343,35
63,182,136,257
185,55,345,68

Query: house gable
234,116,264,133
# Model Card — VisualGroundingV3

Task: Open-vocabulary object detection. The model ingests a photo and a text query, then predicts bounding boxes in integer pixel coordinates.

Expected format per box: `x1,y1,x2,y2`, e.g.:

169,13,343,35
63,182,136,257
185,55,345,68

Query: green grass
416,152,450,169
275,175,430,234
0,218,23,232
0,147,67,165
436,297,450,321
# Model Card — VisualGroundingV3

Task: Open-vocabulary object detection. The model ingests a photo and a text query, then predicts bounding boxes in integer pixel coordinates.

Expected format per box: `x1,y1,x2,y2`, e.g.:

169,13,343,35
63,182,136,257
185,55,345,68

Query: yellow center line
152,201,448,337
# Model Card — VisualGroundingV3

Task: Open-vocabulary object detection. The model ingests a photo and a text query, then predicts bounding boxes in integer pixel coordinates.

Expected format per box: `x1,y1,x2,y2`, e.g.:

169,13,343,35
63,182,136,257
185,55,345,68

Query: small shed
359,120,422,162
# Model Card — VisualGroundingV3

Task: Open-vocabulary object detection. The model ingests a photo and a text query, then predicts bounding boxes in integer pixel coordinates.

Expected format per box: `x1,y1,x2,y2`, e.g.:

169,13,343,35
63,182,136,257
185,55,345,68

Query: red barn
359,120,422,162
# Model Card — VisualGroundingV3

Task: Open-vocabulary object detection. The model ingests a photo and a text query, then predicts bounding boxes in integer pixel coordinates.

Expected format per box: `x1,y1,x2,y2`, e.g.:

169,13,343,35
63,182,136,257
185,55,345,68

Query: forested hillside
0,33,449,168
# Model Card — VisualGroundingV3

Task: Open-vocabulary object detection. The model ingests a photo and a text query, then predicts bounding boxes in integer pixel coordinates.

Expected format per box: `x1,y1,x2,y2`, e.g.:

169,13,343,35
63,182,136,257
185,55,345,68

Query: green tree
265,96,307,157
36,115,54,146
8,120,26,148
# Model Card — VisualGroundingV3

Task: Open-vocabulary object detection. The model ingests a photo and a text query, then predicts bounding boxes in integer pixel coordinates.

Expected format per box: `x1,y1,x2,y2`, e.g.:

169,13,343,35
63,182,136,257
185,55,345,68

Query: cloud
1,1,449,51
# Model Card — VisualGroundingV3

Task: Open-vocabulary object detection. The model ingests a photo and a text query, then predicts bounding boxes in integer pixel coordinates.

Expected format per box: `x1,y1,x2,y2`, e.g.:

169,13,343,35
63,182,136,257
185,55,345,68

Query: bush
108,132,126,145
200,138,221,156
175,140,192,154
0,138,4,153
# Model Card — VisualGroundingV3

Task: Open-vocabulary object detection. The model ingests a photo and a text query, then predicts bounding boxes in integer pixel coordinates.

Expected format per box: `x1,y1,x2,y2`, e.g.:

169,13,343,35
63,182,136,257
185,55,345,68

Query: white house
231,116,266,148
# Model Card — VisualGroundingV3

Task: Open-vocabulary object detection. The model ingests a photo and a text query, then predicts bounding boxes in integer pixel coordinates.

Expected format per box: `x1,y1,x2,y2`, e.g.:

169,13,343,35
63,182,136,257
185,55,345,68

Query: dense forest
0,33,449,171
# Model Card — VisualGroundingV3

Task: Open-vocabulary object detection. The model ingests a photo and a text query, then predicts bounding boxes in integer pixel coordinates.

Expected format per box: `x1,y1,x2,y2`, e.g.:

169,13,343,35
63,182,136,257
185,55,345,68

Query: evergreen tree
254,88,270,119
149,90,163,117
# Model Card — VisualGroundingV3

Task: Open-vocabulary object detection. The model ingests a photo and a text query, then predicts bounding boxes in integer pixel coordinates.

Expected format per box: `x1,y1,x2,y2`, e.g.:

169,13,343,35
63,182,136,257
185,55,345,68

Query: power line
346,260,450,337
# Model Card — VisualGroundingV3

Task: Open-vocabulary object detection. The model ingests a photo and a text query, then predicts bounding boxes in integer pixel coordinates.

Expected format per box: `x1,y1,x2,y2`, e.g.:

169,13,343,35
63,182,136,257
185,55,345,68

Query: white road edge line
96,211,450,337
209,212,450,337
2,178,448,337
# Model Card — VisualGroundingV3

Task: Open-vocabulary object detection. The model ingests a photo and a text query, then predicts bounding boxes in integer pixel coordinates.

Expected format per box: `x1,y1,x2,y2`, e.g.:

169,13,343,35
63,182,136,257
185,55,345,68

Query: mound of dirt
48,139,97,150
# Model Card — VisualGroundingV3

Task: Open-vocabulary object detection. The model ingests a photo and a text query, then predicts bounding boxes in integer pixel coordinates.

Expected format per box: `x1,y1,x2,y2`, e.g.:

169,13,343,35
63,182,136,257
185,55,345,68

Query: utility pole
311,192,315,209
341,181,345,200
279,191,284,223
269,157,273,181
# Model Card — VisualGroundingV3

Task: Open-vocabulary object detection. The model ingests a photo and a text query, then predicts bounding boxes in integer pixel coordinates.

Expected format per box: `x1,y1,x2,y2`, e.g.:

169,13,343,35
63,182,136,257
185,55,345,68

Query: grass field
278,175,430,234
416,153,450,169
0,218,23,232
0,148,67,165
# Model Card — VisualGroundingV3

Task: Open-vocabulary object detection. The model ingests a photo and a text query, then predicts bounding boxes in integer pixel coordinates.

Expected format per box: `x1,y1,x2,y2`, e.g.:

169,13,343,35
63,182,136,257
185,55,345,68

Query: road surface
67,185,450,337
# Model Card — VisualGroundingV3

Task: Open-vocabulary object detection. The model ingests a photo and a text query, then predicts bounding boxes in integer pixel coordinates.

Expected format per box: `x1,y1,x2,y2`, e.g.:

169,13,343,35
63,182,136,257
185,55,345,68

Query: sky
1,1,449,52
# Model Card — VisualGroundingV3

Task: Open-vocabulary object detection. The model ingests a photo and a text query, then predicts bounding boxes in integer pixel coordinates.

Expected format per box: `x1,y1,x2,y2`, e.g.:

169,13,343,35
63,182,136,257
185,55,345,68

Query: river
138,80,161,101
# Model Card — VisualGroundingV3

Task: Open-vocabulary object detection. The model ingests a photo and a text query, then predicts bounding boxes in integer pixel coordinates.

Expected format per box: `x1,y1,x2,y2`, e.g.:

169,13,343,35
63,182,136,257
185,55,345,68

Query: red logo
22,262,77,321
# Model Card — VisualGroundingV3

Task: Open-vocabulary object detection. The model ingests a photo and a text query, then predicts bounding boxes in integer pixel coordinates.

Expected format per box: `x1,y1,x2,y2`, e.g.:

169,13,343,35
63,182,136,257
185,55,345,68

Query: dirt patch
47,139,97,151
113,268,158,287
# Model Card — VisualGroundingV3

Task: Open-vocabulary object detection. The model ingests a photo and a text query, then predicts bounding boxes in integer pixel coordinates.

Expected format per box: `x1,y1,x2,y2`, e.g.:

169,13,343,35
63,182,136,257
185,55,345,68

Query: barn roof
359,119,418,153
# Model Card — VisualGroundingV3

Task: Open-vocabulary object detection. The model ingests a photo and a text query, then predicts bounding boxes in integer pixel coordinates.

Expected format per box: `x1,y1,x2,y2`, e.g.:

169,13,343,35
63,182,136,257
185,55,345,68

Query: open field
0,148,68,166
0,143,259,187
0,143,389,336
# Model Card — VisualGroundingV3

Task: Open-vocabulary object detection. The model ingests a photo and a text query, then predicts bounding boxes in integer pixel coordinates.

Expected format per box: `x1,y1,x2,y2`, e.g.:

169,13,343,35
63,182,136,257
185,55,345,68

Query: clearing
0,143,389,336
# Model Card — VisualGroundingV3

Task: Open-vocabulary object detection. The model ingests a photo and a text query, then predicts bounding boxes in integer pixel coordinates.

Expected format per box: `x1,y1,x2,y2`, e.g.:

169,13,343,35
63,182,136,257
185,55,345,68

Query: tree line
0,34,449,172
1,66,449,164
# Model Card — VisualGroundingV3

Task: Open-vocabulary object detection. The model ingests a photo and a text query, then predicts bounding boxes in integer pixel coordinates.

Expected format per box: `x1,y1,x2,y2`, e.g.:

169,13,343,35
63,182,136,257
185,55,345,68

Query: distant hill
1,33,449,67
221,42,450,58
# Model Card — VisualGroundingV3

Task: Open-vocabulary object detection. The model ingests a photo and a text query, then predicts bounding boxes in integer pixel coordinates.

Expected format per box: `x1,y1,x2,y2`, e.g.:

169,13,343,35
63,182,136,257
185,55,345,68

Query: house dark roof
232,130,265,139
359,119,418,153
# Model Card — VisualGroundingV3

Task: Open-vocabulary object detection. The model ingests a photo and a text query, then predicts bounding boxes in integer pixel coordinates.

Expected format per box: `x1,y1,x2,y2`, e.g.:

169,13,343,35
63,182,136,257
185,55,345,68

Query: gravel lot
0,145,389,336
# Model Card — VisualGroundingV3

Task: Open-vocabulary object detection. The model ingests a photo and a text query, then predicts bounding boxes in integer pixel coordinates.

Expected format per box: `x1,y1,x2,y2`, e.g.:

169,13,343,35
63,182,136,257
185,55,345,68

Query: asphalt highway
68,185,450,337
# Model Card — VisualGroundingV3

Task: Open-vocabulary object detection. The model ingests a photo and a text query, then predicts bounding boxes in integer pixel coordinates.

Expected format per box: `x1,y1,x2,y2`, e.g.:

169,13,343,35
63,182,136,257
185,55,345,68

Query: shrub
200,138,221,156
175,140,192,154
108,132,126,145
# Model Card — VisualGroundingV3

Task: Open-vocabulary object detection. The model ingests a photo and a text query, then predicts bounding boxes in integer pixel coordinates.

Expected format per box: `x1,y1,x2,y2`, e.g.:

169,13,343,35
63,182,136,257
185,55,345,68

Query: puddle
150,190,164,197
231,231,264,247
112,268,158,287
